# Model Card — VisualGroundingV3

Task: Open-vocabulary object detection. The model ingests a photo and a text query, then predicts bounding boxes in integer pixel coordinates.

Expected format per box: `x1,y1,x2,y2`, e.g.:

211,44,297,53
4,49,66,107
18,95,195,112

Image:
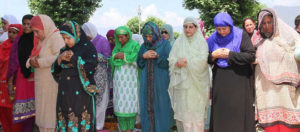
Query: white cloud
141,4,161,21
89,8,129,28
162,11,185,27
273,0,300,6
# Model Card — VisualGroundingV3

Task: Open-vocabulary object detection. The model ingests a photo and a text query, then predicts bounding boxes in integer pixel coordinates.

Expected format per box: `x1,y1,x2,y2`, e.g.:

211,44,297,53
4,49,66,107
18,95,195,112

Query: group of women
0,7,300,132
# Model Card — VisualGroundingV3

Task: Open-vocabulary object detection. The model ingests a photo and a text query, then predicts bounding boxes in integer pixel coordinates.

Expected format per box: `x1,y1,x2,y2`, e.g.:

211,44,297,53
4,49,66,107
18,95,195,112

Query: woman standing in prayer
207,12,256,132
106,29,115,116
7,14,35,132
110,26,140,132
52,20,98,132
168,17,210,132
0,15,20,44
243,18,257,40
107,29,116,53
0,24,23,132
137,22,172,132
254,8,300,132
82,22,111,131
26,15,65,132
161,24,175,46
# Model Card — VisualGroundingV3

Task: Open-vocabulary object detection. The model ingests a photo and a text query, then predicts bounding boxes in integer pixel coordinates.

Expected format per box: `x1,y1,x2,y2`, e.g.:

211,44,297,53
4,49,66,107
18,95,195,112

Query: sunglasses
161,31,168,34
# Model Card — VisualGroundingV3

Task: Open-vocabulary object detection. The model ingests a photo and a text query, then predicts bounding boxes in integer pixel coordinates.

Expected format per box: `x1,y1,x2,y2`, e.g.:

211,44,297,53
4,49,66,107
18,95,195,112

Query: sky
1,0,300,35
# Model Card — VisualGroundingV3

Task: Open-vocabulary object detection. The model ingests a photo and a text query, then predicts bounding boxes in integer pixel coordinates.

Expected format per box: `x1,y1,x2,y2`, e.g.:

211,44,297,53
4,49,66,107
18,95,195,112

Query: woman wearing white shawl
168,17,210,132
0,15,20,43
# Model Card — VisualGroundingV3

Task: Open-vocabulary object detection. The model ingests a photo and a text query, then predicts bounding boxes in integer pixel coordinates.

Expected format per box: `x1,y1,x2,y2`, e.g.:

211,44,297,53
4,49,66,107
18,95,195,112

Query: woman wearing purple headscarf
207,12,255,132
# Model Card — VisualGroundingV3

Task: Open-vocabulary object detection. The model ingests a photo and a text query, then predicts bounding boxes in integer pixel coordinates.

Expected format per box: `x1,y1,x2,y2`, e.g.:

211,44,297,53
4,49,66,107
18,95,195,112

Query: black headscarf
56,21,98,90
18,14,34,78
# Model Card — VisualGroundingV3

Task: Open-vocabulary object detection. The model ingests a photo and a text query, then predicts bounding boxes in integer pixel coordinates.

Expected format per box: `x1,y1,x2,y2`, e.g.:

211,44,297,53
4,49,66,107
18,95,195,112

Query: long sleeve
137,45,147,69
7,37,20,80
156,40,172,69
124,43,140,64
228,31,255,66
37,35,65,68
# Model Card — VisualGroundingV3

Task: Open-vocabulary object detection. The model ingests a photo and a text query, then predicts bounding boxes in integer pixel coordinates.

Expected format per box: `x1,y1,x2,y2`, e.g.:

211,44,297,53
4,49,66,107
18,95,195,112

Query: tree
126,16,166,34
28,0,102,26
183,0,263,35
174,32,180,39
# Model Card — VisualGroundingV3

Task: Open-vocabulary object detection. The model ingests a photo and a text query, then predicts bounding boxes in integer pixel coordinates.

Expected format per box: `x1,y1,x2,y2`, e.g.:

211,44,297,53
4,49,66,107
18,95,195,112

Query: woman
82,22,111,131
0,24,23,132
0,15,20,43
243,18,257,39
26,14,65,132
106,29,116,53
253,8,300,132
52,20,98,132
161,24,175,46
137,22,172,132
106,29,115,117
7,14,35,132
168,17,210,132
110,26,140,132
295,15,300,34
207,12,255,132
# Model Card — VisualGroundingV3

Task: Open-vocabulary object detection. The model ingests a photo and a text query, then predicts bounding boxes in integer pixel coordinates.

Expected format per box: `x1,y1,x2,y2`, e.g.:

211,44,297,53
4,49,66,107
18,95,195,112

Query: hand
7,83,15,99
176,58,187,68
60,50,73,61
114,52,124,59
29,57,40,68
252,58,258,64
212,48,230,59
143,50,158,59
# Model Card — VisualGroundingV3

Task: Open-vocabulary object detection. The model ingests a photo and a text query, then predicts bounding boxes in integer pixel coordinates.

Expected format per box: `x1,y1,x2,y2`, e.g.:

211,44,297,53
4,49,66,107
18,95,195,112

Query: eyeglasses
161,31,168,34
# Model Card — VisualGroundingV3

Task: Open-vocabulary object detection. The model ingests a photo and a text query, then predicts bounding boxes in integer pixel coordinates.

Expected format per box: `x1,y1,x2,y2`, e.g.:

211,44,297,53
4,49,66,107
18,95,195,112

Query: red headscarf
29,16,43,57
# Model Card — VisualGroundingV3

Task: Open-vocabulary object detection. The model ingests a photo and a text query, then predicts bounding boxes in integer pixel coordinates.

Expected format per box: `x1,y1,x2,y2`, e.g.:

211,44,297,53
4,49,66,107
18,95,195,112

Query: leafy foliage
28,0,102,26
174,32,180,39
126,16,166,34
183,0,264,35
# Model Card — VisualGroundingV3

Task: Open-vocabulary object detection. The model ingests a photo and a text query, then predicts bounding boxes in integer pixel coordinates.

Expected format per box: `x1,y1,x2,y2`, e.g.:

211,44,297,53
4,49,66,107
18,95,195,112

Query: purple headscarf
92,34,111,57
207,12,243,68
106,30,115,52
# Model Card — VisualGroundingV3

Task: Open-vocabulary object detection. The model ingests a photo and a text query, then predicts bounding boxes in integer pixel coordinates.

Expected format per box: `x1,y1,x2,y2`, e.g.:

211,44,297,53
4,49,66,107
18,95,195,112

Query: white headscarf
0,15,20,43
82,22,98,40
132,34,144,45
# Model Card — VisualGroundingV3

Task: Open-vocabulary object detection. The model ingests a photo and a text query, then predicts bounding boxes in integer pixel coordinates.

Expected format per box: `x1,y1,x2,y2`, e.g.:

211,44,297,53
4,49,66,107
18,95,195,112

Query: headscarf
132,34,144,45
82,22,98,40
161,24,175,46
0,24,23,81
110,26,140,72
168,17,210,122
29,15,58,58
82,22,111,57
141,22,162,49
207,12,243,68
18,15,35,78
106,29,115,52
0,15,20,43
198,19,206,38
253,8,300,86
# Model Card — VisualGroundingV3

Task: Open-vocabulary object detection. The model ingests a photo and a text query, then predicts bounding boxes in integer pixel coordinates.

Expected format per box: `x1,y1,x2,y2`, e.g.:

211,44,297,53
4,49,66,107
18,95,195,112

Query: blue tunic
137,39,172,132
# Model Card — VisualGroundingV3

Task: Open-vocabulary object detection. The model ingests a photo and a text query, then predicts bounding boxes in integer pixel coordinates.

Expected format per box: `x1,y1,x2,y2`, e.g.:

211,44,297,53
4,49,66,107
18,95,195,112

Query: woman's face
108,37,115,44
216,26,231,37
1,18,8,32
262,15,273,34
8,28,19,41
32,27,45,40
161,29,170,40
244,19,256,34
184,23,197,37
145,34,153,43
117,34,129,45
61,34,75,48
23,19,32,34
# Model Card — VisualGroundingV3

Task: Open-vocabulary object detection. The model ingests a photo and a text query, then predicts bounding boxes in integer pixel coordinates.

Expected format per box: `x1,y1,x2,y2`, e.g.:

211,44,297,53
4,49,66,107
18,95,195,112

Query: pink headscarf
197,19,208,40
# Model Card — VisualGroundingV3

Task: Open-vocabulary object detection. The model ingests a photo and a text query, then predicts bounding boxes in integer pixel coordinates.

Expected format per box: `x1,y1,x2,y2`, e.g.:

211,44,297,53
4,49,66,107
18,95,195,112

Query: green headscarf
110,26,140,73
